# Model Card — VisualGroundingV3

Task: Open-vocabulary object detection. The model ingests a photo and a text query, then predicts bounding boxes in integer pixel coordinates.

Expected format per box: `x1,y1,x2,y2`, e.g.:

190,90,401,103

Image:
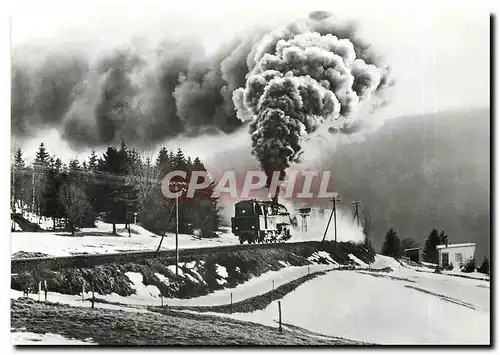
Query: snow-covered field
10,253,490,345
11,330,95,345
11,205,362,257
10,221,341,257
11,221,238,257
222,255,490,345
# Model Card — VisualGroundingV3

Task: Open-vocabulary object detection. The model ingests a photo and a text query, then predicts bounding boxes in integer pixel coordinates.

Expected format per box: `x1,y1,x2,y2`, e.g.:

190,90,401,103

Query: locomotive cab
231,199,292,244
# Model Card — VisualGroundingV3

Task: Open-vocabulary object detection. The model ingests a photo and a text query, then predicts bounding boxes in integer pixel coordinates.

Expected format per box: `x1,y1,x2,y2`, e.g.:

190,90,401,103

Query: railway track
11,240,323,274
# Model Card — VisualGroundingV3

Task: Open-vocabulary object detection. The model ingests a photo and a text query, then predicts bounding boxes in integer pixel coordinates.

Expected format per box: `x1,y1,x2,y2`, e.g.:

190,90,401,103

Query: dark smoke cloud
11,52,89,138
11,35,262,149
11,11,391,160
234,12,392,184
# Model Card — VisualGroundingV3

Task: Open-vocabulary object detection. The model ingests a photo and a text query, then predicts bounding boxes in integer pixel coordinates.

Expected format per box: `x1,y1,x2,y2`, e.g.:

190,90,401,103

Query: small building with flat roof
436,243,476,268
404,247,423,263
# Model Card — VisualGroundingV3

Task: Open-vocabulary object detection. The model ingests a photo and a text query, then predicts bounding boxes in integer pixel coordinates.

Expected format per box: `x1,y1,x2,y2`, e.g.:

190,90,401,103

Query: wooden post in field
175,194,179,276
278,301,283,333
82,283,85,301
160,294,163,307
230,292,233,313
272,280,275,291
308,266,310,275
44,280,47,301
91,284,95,309
38,281,41,301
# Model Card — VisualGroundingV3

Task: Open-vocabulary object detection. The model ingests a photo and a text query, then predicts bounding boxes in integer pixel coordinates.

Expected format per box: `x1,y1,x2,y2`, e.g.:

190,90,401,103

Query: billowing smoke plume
11,33,265,149
11,11,391,158
233,11,392,185
12,52,89,138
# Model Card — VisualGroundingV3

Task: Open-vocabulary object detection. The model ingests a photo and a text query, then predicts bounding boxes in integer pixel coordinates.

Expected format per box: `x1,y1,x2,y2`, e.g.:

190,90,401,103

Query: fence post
160,294,163,307
308,266,310,275
38,281,41,301
91,284,95,309
278,301,283,333
272,280,275,291
82,282,85,301
44,280,47,301
230,292,233,313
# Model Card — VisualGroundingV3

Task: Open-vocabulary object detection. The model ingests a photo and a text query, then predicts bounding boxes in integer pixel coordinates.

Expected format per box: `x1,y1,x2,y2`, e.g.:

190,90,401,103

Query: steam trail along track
11,240,323,274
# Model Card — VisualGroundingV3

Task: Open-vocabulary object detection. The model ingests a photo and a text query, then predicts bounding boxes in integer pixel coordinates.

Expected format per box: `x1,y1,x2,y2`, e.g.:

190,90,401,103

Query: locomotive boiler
231,198,292,244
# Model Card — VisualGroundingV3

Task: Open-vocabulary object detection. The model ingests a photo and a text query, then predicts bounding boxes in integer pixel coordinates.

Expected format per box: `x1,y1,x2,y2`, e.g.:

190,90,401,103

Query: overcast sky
9,3,491,161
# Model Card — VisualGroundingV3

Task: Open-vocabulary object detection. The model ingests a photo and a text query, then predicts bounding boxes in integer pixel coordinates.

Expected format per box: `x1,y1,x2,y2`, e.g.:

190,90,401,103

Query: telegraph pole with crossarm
321,194,342,246
351,201,362,227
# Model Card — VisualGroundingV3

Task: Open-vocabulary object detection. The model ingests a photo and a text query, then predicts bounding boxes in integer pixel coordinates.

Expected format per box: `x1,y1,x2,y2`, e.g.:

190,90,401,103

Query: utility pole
321,206,334,244
157,179,185,274
172,180,186,276
333,197,339,248
175,193,179,276
155,203,175,255
32,168,35,213
351,201,362,227
321,194,341,244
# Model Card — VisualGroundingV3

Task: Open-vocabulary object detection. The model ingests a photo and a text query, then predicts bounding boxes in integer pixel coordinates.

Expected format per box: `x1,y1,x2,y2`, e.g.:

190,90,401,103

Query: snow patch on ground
371,254,402,269
215,264,228,285
125,272,161,299
190,270,207,284
167,265,184,277
11,331,95,345
184,274,200,284
155,273,170,286
348,253,369,268
308,251,339,265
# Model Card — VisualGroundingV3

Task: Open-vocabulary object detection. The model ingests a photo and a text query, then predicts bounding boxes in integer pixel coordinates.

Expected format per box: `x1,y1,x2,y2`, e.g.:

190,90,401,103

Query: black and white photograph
7,1,492,346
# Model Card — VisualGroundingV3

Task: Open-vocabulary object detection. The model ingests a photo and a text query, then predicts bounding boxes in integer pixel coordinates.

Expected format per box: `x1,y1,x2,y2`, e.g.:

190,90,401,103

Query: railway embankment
11,241,374,300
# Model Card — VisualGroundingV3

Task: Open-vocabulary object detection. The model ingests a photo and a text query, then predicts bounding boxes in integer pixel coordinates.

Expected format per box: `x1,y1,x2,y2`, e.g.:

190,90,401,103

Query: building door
442,252,449,267
455,253,463,267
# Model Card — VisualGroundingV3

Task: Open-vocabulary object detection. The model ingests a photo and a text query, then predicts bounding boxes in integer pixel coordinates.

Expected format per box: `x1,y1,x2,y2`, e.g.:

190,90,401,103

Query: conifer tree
11,147,27,211
33,143,51,215
87,150,98,171
381,228,401,258
478,257,490,275
423,229,441,264
41,156,66,229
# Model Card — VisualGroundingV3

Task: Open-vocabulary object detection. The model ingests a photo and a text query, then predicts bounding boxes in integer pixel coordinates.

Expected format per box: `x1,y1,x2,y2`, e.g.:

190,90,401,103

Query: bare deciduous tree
59,182,90,236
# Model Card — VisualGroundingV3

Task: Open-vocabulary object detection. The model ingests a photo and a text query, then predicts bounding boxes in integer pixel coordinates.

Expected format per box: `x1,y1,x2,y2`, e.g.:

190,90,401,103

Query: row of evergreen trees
10,142,219,237
380,228,489,275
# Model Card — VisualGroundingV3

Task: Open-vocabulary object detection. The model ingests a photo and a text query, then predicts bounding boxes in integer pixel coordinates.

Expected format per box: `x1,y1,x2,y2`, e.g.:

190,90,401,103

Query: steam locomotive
231,198,293,244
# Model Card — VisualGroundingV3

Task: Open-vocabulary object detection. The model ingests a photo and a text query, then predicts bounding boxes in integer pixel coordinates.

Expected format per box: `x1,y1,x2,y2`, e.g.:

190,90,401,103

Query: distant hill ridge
326,108,490,261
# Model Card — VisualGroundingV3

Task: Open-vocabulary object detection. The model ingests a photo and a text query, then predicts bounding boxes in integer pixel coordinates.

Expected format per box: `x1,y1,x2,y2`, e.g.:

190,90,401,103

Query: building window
455,253,463,264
